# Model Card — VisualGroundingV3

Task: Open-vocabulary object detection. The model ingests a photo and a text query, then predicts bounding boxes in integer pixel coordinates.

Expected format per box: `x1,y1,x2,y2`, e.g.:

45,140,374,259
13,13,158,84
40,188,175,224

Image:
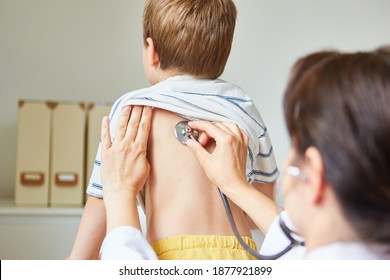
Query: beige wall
1,0,390,199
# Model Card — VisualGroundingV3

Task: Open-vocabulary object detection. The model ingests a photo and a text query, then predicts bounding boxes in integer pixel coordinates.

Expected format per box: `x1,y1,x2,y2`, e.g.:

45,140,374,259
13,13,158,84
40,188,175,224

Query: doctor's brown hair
284,47,390,244
143,0,237,79
283,50,340,124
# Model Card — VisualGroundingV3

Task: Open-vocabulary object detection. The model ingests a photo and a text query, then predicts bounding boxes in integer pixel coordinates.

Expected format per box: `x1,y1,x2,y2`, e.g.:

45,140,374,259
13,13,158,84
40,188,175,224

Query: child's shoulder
212,78,252,100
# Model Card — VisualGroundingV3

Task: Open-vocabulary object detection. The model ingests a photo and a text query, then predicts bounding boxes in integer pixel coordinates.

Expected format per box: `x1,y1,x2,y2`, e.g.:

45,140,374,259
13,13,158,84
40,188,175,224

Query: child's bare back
145,109,252,243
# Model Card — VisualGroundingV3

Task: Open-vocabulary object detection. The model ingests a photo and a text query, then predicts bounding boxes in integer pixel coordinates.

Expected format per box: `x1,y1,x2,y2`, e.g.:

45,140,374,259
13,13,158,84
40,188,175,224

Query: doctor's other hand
100,105,152,209
186,121,249,195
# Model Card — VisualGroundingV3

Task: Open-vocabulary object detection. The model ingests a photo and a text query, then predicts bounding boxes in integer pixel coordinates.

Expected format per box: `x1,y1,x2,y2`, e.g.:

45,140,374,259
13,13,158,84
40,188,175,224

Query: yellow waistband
151,235,258,260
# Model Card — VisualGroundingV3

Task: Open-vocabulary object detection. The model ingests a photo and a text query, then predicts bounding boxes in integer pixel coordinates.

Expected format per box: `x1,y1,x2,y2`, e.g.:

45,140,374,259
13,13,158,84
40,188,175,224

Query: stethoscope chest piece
174,121,199,145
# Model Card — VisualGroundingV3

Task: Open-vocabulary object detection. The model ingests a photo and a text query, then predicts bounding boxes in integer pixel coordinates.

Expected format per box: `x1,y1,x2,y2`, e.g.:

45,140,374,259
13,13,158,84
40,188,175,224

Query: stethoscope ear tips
174,121,199,145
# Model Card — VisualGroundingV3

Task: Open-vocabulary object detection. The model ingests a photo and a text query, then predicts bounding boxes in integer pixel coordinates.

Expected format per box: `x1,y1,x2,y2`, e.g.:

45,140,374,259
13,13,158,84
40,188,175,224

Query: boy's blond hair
143,0,237,79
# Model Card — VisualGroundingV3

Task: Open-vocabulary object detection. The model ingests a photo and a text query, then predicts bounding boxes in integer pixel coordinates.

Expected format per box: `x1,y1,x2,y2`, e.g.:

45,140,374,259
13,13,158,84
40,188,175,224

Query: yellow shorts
151,235,258,260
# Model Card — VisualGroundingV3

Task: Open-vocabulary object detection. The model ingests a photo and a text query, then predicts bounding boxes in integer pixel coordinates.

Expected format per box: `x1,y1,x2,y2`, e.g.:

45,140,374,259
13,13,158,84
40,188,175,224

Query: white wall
1,0,390,199
225,0,390,172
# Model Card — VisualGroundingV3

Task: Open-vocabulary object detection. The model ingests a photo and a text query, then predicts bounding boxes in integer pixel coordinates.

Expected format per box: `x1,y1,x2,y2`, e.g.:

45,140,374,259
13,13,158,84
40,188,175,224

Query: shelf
0,199,83,217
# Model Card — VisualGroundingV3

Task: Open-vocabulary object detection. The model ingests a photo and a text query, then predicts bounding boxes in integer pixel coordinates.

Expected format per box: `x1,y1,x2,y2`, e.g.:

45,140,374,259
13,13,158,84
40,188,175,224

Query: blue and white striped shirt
87,75,279,198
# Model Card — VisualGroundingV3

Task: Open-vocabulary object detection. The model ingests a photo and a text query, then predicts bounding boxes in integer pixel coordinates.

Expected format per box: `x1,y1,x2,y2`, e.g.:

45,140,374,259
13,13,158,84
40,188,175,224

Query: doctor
99,47,390,260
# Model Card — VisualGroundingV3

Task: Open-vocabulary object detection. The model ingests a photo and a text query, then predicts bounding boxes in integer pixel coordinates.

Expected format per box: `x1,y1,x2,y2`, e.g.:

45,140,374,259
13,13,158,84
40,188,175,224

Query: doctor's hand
186,121,249,196
100,105,153,233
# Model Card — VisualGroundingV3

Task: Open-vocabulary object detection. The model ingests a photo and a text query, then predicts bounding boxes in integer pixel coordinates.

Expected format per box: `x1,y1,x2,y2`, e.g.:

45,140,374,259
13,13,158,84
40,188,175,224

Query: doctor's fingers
215,122,248,148
124,105,144,141
133,106,153,145
101,116,112,151
114,105,132,142
214,122,243,138
188,121,230,141
189,121,244,145
186,138,212,168
213,123,248,150
197,131,210,147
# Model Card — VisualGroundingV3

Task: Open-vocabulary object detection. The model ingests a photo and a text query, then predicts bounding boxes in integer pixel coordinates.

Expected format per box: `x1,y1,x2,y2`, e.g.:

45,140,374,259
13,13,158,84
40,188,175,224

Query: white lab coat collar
261,211,390,260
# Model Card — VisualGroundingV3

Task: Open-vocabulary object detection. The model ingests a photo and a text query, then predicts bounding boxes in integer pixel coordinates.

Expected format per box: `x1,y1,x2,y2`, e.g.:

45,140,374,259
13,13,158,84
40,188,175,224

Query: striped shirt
87,75,279,198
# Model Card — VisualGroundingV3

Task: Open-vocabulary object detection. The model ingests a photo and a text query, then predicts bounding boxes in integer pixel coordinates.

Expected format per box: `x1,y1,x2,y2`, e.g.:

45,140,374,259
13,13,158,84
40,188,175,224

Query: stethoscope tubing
218,189,304,260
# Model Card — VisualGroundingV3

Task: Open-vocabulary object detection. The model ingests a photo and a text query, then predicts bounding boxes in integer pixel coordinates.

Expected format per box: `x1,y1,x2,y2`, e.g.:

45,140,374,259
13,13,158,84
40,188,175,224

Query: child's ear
145,37,160,68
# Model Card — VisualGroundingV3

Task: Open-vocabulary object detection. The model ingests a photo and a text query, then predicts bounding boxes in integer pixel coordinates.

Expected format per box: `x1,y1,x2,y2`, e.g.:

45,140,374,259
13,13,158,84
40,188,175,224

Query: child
69,0,278,260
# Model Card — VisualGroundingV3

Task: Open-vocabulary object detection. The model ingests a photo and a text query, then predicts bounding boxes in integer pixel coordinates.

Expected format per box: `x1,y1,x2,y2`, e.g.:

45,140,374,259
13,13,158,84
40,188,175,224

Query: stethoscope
174,120,305,260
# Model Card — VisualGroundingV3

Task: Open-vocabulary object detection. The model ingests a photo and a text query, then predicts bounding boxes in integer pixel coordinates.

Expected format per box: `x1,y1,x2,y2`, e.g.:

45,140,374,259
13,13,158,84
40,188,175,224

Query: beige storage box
15,101,52,206
49,103,86,207
86,103,112,185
